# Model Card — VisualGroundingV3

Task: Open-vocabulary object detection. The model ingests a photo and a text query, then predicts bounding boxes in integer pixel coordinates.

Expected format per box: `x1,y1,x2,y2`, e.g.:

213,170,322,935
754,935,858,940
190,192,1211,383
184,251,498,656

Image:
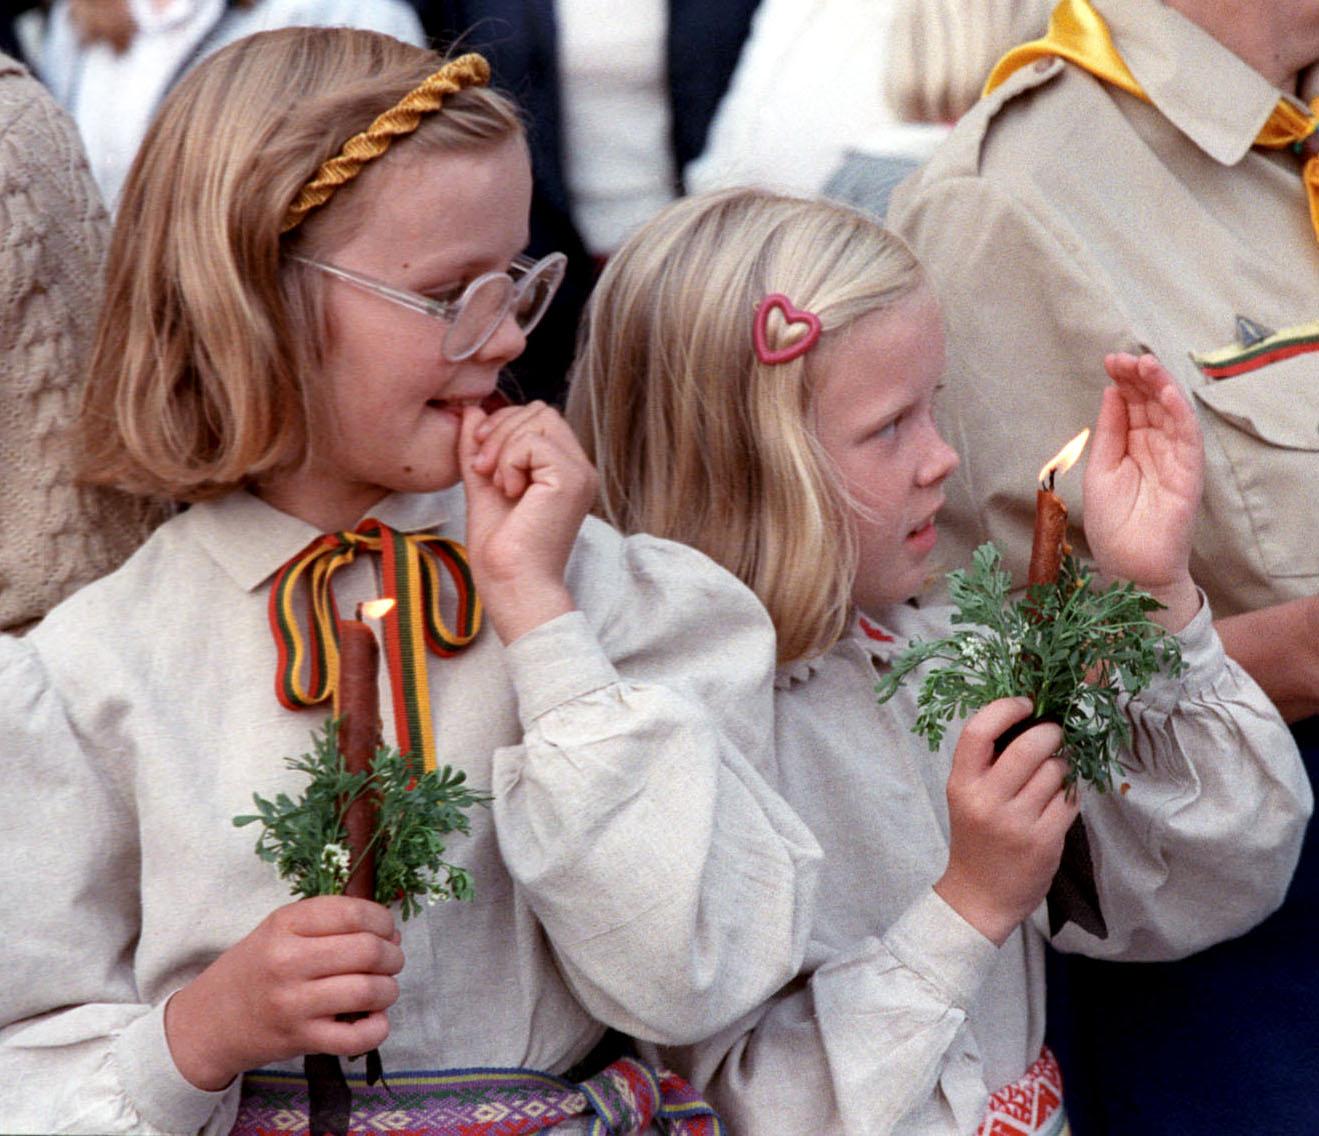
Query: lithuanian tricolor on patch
1191,317,1319,380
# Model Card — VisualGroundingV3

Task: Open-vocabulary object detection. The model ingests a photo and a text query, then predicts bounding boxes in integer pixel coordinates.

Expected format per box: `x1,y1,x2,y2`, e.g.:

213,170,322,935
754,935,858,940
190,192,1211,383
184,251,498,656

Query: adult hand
1083,352,1203,630
164,897,402,1091
935,697,1078,946
460,402,598,644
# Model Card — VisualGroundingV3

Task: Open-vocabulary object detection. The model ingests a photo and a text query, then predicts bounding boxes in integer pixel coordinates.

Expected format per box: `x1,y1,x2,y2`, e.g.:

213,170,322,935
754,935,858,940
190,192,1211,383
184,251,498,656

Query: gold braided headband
280,52,492,234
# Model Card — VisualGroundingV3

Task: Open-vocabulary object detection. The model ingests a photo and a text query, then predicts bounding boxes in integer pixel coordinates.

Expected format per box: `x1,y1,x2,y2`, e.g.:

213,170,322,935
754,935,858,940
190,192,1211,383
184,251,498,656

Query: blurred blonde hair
884,0,1051,122
76,26,522,501
566,188,924,664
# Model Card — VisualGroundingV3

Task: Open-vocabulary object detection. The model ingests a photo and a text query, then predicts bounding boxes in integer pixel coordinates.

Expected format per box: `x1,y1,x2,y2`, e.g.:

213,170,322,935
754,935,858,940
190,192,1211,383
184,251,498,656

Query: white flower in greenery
958,636,990,666
321,841,352,889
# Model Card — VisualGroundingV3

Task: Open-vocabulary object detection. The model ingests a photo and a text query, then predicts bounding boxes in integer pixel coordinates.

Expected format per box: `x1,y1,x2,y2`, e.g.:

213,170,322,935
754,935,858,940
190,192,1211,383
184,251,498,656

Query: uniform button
1034,55,1056,73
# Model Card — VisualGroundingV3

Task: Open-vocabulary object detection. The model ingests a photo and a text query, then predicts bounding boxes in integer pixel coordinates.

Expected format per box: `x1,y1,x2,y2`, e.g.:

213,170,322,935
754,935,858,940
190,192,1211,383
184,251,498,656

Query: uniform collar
185,486,463,593
1098,0,1297,165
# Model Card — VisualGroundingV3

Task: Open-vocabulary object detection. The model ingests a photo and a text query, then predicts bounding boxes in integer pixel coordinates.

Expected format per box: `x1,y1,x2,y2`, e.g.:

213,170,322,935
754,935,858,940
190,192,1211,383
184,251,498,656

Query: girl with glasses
0,29,819,1135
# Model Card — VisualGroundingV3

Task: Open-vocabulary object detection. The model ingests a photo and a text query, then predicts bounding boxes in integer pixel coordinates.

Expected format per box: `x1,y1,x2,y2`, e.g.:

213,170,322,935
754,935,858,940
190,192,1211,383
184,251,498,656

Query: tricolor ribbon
268,518,482,773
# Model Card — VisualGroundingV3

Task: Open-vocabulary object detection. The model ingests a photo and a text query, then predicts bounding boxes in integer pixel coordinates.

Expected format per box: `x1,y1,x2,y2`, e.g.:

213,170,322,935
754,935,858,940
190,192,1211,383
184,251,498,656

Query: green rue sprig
875,543,1184,791
233,720,490,919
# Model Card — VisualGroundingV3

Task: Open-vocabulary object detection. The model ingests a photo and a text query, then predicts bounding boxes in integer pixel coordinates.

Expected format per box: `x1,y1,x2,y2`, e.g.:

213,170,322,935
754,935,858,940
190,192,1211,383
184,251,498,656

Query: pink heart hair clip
753,293,822,365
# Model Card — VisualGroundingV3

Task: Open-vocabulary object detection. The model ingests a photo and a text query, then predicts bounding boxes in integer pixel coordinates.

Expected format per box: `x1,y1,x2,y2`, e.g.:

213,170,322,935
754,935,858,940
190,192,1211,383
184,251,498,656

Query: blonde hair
76,27,522,501
566,188,924,663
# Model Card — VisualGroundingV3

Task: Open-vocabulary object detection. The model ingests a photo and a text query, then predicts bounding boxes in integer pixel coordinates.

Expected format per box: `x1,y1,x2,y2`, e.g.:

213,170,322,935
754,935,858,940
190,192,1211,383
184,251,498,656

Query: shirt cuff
881,888,1000,1011
502,610,620,725
112,999,230,1134
1133,588,1224,712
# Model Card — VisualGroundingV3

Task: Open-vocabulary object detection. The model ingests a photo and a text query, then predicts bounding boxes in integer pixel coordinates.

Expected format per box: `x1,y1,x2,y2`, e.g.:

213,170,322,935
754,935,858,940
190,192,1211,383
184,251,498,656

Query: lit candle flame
358,598,396,621
1038,428,1091,488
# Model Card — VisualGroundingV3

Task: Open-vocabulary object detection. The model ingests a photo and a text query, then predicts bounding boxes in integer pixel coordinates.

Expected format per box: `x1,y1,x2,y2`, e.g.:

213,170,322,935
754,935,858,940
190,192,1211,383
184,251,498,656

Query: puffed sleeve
1052,598,1313,959
491,528,822,1043
661,892,1001,1135
0,637,237,1135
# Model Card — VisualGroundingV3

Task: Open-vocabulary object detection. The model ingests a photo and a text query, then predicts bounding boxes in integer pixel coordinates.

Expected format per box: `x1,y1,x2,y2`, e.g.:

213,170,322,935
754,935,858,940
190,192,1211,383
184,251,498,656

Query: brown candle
1028,485,1069,586
1027,429,1090,587
337,600,392,900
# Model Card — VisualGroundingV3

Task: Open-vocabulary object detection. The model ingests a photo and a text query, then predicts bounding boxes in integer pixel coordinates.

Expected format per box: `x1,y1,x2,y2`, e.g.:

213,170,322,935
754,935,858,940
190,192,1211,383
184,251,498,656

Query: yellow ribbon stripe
268,519,482,773
984,0,1319,242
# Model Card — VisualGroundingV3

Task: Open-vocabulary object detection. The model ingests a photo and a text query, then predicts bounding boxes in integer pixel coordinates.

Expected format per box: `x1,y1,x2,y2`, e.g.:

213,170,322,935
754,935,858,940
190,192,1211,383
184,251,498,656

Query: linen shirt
0,487,821,1136
656,601,1310,1135
887,0,1319,618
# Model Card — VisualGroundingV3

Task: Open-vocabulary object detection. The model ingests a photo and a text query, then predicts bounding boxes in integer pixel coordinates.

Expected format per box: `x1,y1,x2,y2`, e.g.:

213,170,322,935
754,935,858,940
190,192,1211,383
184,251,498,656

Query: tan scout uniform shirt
0,487,821,1136
887,0,1319,617
656,602,1309,1135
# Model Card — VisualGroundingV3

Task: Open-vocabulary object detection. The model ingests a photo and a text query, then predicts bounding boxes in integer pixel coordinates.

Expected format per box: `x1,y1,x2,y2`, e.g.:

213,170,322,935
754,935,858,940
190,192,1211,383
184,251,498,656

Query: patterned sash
232,1058,725,1135
978,1047,1068,1136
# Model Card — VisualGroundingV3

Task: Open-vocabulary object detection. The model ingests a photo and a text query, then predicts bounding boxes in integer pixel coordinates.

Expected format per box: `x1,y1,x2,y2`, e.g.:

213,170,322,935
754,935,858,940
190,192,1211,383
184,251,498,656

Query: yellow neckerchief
984,0,1319,242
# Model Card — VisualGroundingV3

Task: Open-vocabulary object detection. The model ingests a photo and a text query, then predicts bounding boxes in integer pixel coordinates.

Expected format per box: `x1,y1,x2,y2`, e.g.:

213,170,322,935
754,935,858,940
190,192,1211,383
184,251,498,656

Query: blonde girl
566,187,1309,1135
0,34,819,1135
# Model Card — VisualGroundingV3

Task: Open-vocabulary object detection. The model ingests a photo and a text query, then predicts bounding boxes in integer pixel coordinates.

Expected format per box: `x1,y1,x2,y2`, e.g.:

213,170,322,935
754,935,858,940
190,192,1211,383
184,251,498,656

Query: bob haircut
76,27,523,501
566,187,925,664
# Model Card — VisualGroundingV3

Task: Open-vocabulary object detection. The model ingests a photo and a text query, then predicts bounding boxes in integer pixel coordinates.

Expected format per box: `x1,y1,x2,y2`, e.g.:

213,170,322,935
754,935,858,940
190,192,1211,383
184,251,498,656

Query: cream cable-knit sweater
0,54,166,634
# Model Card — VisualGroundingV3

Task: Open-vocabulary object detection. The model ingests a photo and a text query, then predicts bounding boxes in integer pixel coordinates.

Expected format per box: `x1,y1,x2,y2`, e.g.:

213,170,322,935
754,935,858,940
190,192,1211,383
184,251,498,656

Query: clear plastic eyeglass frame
291,250,568,362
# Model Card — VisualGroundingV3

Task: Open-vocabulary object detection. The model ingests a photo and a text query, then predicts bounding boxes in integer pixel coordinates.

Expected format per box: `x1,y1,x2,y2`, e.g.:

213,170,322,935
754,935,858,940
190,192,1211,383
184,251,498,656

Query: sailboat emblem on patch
1190,315,1319,380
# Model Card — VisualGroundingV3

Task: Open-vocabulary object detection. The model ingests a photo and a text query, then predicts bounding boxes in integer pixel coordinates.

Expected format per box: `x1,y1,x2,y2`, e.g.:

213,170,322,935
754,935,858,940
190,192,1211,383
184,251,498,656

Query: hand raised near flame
460,401,598,644
1082,352,1203,632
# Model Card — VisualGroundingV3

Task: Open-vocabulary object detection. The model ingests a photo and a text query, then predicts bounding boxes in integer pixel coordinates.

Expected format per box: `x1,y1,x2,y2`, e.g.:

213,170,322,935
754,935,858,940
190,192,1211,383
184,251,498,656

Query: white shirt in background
557,0,677,255
686,0,948,199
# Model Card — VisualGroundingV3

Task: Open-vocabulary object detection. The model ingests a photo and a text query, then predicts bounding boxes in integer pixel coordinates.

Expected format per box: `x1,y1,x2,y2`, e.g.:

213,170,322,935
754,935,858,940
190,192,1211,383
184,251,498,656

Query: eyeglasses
291,251,568,362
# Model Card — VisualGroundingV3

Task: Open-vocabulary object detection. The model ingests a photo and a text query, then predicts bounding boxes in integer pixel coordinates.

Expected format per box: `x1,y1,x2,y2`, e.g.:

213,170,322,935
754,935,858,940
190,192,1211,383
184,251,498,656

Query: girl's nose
473,308,527,366
918,424,960,486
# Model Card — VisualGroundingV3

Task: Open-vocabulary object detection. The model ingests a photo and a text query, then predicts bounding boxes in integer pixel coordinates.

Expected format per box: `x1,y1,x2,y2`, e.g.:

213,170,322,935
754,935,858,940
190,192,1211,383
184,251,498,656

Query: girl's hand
1083,353,1203,631
460,402,598,644
935,698,1079,946
164,897,402,1091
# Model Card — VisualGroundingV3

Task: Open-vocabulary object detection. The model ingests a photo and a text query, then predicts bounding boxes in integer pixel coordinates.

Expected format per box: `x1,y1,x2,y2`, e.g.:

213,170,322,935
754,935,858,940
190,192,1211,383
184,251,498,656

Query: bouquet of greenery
875,543,1184,792
234,719,489,919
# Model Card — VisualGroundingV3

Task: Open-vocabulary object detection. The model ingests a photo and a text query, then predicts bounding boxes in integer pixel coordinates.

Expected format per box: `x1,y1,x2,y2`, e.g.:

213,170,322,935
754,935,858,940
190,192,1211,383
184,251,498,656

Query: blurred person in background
11,0,424,211
0,50,166,634
687,0,1049,218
